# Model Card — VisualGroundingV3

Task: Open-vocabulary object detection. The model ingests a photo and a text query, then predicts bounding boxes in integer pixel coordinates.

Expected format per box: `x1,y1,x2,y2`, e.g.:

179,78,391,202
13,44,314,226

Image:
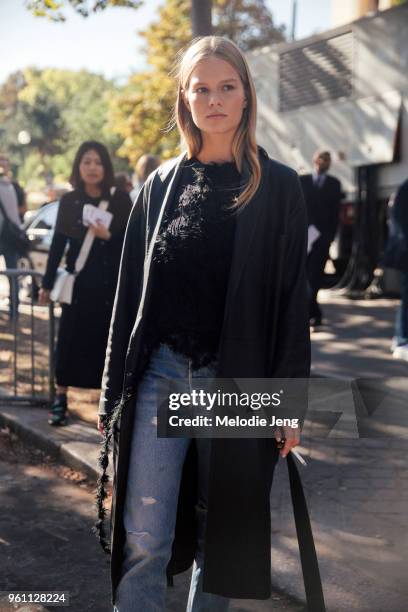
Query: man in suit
300,150,342,327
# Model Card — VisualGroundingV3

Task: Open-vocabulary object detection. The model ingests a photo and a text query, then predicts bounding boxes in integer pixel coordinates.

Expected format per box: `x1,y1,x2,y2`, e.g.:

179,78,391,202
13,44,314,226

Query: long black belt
287,453,326,611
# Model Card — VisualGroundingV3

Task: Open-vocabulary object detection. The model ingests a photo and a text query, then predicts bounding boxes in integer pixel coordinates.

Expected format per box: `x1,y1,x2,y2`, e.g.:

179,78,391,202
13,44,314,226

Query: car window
30,203,59,231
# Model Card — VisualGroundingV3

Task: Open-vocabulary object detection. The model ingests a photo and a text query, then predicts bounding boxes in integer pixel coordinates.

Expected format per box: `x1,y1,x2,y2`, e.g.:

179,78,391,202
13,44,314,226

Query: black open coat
98,148,311,605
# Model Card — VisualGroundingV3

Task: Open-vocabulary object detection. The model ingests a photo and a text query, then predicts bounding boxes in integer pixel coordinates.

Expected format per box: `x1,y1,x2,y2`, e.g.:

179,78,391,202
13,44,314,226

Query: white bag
50,191,114,305
50,268,76,304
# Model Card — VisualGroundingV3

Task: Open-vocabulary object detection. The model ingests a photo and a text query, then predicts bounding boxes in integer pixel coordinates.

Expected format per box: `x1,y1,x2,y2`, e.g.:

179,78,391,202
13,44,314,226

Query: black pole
191,0,213,37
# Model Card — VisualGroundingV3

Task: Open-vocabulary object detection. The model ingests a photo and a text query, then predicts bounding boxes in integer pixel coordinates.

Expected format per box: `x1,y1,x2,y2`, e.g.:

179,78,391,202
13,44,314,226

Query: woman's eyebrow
193,78,239,86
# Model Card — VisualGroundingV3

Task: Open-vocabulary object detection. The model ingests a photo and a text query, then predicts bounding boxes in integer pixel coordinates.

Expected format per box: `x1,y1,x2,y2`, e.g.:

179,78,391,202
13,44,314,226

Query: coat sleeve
98,185,148,418
41,231,68,290
42,193,79,289
393,179,408,240
270,171,311,379
269,172,311,428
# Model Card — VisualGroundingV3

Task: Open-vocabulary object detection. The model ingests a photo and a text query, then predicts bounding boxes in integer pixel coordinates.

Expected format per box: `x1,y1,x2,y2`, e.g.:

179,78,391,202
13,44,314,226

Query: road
0,427,302,612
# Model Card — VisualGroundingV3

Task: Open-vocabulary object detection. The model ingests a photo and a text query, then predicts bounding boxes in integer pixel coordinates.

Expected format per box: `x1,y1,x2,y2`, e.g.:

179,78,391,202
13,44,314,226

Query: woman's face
79,149,104,187
183,56,247,139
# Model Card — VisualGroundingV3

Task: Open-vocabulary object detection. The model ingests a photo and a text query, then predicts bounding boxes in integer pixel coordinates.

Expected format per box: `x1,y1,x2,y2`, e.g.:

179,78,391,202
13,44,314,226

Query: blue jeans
114,344,229,612
2,248,19,318
395,270,408,346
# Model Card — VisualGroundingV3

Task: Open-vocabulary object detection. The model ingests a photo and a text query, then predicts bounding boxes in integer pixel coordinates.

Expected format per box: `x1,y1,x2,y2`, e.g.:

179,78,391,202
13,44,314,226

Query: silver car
19,201,60,296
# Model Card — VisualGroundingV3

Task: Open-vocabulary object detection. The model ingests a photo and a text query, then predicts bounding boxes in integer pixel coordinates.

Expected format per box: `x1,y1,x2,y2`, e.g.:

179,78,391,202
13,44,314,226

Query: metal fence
0,268,55,405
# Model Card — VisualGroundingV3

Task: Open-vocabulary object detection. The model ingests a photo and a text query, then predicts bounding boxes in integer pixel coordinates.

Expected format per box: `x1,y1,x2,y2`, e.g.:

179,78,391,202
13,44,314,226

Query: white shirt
312,172,326,189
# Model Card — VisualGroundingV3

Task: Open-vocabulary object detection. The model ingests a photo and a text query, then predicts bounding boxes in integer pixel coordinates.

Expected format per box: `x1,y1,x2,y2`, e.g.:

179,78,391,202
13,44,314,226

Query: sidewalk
311,290,408,379
1,291,408,611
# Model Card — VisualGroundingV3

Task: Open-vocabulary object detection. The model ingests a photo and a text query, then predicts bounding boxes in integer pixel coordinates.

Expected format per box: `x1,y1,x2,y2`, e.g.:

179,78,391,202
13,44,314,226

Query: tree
107,0,191,166
25,0,142,22
0,68,124,186
109,0,286,164
213,0,285,50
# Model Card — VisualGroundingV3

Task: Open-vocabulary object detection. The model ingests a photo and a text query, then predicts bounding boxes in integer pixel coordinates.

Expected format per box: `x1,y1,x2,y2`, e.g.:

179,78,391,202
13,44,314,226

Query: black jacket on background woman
43,188,132,388
97,148,311,604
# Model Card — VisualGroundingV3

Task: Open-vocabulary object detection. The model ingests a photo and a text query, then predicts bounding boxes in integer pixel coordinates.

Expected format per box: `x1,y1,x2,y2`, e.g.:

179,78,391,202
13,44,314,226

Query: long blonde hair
174,36,261,209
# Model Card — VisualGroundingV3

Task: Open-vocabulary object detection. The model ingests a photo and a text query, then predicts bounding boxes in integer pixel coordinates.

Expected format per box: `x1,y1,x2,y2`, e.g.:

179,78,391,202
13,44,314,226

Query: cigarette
291,448,307,466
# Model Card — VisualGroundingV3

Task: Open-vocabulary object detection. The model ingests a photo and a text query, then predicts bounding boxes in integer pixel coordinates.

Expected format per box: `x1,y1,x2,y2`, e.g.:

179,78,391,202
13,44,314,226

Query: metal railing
0,269,55,406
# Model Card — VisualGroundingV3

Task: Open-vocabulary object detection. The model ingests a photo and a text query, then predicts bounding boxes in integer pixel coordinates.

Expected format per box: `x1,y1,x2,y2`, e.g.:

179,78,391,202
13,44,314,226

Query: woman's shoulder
57,190,80,216
259,147,299,183
59,190,78,204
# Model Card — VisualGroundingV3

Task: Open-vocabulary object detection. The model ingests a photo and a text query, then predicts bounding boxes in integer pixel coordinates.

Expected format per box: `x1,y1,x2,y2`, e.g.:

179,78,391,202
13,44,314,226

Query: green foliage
25,0,143,22
213,0,285,51
0,68,125,186
109,0,286,164
108,0,191,165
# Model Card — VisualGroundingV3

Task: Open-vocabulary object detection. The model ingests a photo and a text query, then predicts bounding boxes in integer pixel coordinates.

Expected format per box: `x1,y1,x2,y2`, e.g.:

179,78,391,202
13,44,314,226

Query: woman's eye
223,84,234,91
196,87,208,94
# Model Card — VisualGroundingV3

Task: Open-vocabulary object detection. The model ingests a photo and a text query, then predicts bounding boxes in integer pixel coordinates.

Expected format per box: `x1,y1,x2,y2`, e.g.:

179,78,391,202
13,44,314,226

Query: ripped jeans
114,344,229,612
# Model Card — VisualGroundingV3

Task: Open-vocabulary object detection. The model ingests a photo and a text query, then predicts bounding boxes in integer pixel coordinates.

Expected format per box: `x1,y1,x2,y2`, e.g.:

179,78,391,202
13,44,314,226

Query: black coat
42,188,132,388
98,149,311,604
300,174,342,244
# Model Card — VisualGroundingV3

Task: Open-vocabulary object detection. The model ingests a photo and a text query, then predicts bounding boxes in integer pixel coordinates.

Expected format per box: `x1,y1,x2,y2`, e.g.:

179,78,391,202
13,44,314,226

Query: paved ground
270,437,408,612
0,426,111,612
1,285,408,611
0,428,303,612
311,290,408,379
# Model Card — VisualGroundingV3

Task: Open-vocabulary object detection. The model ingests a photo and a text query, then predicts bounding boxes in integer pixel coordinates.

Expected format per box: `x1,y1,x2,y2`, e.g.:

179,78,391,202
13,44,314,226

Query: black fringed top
145,156,244,369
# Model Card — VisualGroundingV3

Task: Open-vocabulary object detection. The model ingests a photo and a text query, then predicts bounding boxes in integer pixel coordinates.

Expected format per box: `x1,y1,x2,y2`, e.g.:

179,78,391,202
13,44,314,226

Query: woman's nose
208,92,222,107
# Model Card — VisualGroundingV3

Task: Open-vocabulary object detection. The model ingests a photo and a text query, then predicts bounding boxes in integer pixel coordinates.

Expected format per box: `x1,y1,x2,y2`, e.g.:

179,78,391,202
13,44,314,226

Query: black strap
287,453,326,611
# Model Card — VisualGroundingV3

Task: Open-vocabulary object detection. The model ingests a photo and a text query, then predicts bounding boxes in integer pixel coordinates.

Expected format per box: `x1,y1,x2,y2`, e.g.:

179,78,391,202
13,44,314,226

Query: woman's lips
207,114,227,118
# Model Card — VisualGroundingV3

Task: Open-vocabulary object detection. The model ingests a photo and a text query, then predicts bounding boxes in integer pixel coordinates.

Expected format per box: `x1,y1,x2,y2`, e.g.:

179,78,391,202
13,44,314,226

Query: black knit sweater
145,156,243,369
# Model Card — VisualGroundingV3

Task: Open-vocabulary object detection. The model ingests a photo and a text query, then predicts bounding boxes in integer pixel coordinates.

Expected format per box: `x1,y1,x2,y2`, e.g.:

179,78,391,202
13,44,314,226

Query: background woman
96,37,310,612
40,141,132,426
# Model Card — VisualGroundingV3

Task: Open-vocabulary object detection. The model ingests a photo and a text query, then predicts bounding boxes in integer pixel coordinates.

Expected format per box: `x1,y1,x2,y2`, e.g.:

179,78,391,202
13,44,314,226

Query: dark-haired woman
40,141,132,426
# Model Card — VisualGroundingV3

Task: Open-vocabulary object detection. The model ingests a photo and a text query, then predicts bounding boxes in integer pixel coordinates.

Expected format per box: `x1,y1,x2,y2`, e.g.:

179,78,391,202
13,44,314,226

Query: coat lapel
131,153,186,338
225,157,265,301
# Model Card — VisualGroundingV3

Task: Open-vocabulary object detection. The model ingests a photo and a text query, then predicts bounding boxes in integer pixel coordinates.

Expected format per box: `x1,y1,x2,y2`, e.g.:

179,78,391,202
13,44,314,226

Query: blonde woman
96,37,311,611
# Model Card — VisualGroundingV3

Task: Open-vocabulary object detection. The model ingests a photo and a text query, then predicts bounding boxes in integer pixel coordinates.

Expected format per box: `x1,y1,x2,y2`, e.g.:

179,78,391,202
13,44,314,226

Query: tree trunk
191,0,213,37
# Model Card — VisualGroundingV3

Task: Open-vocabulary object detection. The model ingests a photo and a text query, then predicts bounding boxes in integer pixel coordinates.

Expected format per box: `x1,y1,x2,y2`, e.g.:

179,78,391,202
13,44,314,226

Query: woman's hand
275,426,300,458
90,221,111,240
39,288,50,306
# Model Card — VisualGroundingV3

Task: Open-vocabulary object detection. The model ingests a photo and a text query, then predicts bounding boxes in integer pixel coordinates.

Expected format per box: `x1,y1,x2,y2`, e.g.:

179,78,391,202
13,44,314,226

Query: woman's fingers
280,436,300,458
275,426,300,458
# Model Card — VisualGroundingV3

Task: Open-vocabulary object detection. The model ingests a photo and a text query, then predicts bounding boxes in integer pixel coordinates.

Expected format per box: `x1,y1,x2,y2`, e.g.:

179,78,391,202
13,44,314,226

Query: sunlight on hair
171,36,261,209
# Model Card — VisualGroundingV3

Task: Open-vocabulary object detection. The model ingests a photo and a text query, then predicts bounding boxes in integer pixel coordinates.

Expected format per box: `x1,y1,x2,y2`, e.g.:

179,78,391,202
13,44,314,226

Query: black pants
307,238,330,320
